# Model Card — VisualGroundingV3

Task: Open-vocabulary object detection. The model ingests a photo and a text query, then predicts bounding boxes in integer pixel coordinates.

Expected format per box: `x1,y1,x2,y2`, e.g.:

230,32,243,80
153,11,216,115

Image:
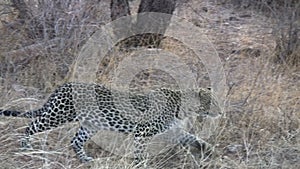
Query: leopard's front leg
172,130,213,158
133,122,155,167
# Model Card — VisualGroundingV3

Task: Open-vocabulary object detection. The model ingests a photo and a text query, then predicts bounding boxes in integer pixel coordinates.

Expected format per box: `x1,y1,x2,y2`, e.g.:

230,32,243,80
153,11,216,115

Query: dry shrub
227,0,300,68
219,51,300,168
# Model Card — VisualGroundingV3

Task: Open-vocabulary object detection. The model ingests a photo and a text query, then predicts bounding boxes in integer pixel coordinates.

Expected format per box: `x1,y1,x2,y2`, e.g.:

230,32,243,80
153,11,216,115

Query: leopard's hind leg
21,112,52,148
71,126,96,162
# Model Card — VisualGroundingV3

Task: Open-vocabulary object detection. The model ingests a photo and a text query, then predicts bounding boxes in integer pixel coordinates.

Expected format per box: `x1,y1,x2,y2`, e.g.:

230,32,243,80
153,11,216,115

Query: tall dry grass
0,0,299,168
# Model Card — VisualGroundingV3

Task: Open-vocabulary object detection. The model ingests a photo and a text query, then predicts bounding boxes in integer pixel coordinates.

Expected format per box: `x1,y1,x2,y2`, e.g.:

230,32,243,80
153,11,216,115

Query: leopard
0,82,221,165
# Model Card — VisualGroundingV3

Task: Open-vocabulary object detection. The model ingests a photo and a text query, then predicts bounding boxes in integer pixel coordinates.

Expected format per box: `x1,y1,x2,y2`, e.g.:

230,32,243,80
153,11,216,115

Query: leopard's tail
0,109,43,118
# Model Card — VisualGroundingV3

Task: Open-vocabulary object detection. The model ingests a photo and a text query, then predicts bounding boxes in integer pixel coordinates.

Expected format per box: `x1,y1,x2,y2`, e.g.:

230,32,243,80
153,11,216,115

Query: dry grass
0,0,299,168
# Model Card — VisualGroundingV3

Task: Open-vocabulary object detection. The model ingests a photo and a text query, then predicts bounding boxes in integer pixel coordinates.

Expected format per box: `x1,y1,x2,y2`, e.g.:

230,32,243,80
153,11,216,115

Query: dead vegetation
0,0,299,168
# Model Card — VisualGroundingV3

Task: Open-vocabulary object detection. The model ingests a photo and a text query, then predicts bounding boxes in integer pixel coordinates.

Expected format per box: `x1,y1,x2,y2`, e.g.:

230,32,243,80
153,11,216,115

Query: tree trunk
11,0,31,24
134,0,177,48
110,0,131,21
111,0,177,49
137,0,177,14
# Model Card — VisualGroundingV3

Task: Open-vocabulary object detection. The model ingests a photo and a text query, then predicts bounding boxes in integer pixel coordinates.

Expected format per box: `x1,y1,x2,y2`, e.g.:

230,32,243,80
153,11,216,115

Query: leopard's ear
206,87,211,91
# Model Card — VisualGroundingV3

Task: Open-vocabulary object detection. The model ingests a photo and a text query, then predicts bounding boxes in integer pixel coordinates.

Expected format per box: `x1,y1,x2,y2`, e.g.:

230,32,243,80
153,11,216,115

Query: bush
229,0,300,67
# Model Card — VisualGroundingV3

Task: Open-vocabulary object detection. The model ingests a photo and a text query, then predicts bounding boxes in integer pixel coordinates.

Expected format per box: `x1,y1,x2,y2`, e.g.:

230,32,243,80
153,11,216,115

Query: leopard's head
182,88,222,118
